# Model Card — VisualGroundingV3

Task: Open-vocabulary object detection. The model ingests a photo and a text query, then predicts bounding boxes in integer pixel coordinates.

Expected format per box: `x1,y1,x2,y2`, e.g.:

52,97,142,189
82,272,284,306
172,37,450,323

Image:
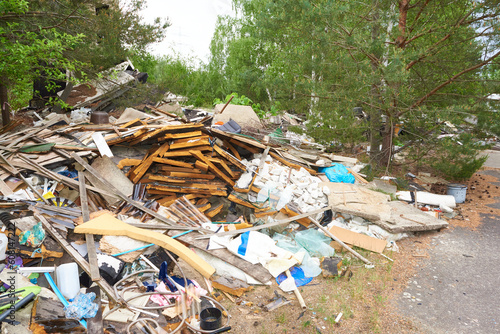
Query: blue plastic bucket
446,183,467,204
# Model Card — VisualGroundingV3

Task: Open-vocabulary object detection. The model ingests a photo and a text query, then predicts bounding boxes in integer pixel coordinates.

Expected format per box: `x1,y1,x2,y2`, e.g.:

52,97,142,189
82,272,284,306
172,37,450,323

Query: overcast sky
140,0,235,63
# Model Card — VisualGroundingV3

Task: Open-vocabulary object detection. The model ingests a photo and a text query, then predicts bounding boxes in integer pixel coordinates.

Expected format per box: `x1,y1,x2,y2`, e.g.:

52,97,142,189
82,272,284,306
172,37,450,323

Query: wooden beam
79,171,100,282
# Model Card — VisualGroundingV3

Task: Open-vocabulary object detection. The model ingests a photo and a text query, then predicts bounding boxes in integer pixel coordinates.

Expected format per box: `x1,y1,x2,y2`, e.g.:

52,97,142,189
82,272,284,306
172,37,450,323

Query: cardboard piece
74,213,215,278
328,225,387,253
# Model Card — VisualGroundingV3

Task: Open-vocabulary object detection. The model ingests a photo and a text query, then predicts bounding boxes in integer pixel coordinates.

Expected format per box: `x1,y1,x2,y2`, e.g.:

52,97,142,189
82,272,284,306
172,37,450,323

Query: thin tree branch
410,49,500,110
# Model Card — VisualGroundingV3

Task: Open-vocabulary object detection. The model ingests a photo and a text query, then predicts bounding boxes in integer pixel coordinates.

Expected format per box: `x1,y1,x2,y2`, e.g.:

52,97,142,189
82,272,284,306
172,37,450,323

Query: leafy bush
428,133,489,180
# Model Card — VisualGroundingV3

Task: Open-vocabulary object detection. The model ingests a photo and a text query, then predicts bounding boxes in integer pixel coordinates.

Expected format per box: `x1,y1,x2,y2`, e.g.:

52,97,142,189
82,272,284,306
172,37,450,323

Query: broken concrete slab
213,104,263,130
369,179,398,195
322,182,392,221
372,201,449,233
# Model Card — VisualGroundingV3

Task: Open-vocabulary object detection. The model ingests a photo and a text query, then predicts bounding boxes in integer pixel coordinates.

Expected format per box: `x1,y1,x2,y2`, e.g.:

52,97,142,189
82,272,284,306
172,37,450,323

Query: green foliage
428,134,488,180
0,0,168,115
209,0,500,169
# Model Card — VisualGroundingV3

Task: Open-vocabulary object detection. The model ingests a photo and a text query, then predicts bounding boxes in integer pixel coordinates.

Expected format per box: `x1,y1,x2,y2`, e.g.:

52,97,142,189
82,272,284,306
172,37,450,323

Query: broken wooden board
147,184,228,197
211,276,253,297
328,225,387,253
372,201,449,233
269,151,317,175
31,297,85,333
74,213,215,278
213,145,246,171
190,150,235,186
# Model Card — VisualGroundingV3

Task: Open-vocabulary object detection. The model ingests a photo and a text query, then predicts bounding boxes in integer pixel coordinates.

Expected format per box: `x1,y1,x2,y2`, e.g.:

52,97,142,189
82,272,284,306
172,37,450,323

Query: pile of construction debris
0,100,454,333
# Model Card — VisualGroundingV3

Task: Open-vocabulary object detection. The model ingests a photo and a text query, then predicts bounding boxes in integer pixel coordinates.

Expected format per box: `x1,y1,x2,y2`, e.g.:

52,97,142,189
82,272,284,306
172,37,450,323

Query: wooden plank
209,158,236,179
227,194,261,209
129,124,181,145
33,208,118,303
229,138,261,154
208,128,267,149
223,140,241,160
117,158,142,169
269,151,317,175
190,150,235,186
213,145,246,171
120,118,142,128
147,184,227,197
169,172,215,179
129,143,169,183
195,160,209,172
152,157,193,168
197,203,211,212
170,138,211,150
148,175,225,188
172,135,210,144
79,171,100,282
71,152,179,227
162,131,202,140
161,147,213,157
158,166,203,173
205,204,223,219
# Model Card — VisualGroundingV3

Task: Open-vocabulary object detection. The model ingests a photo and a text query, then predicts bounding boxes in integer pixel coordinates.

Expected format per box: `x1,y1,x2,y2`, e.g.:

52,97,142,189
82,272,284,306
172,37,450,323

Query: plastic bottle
0,234,7,261
56,263,80,300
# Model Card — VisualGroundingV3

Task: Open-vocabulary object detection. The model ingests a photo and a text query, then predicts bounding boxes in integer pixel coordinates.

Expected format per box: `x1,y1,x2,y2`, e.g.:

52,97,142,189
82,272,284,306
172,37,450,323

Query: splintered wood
118,123,251,204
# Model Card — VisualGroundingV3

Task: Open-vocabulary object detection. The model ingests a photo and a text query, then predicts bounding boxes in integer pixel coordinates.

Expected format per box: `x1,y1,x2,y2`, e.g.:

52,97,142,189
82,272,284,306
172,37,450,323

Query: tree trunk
379,121,393,167
0,78,10,126
369,0,382,164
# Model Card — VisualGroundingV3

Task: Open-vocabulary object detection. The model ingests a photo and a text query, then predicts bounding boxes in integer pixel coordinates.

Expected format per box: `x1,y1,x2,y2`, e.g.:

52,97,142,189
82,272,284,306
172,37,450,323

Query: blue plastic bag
64,293,98,319
318,163,355,183
276,266,313,287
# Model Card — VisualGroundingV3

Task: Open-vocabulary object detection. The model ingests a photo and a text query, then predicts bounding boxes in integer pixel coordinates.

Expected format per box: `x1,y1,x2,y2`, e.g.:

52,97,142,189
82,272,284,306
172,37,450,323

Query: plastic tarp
319,163,355,183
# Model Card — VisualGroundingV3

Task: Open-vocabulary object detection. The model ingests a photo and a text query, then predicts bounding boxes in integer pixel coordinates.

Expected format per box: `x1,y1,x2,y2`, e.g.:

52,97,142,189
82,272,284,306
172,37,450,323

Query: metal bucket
446,183,467,204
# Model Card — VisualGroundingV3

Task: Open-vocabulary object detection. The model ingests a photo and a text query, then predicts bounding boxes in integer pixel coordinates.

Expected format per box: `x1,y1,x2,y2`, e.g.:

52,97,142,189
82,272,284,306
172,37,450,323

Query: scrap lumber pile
0,103,451,333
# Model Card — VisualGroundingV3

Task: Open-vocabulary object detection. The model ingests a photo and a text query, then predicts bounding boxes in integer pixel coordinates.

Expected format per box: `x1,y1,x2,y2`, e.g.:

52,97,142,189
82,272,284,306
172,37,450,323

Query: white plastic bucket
446,183,467,204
